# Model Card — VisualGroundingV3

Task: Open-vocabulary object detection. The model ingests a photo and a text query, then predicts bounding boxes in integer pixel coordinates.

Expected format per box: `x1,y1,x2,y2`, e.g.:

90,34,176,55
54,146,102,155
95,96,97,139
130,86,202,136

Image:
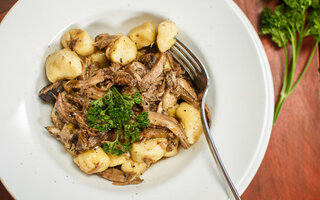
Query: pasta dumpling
73,146,110,174
88,50,107,67
108,35,137,65
175,102,203,144
121,159,148,175
107,153,126,167
45,48,82,83
130,138,167,163
129,22,156,49
61,29,95,56
156,20,178,52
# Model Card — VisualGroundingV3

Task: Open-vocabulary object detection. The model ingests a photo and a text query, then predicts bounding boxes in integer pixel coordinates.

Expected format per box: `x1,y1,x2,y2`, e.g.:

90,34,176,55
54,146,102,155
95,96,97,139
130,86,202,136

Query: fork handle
201,100,242,200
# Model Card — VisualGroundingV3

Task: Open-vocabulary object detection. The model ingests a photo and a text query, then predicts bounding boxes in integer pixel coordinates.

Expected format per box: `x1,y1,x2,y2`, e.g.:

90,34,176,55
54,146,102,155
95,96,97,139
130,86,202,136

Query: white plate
0,0,273,199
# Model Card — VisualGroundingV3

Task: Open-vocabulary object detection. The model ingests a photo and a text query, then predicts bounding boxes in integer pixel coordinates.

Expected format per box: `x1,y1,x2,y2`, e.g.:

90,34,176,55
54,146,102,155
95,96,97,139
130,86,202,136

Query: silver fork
169,39,242,200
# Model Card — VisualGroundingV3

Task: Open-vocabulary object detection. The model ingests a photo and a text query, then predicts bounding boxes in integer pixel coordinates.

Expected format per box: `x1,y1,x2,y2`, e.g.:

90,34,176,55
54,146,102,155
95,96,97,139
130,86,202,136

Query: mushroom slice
39,81,64,102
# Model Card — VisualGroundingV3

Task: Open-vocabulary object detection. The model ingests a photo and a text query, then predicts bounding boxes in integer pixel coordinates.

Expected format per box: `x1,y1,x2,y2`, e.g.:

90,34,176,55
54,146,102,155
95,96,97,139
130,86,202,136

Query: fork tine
169,37,210,91
171,44,199,77
169,47,197,80
175,39,203,73
172,44,198,75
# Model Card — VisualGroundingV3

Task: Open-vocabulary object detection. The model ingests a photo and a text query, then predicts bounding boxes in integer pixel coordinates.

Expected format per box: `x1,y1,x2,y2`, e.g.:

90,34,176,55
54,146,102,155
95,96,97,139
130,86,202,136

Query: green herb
87,86,149,155
260,0,320,125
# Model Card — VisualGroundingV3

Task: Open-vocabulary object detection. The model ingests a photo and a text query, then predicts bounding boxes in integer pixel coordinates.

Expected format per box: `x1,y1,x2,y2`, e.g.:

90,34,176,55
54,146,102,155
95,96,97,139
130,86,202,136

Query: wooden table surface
1,0,319,199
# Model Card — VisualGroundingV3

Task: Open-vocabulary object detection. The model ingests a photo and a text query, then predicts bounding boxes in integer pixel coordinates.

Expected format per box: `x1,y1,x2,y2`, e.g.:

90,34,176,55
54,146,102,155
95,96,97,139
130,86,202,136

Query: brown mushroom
39,81,64,102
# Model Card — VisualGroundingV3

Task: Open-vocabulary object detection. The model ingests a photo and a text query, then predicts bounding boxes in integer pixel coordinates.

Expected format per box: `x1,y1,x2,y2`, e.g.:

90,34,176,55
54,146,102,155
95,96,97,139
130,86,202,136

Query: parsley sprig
87,87,149,155
260,0,320,125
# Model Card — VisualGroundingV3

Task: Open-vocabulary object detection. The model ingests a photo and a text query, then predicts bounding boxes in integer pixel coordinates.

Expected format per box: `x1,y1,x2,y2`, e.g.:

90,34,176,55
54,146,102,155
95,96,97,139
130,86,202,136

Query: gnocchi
130,138,167,163
73,146,110,174
162,90,178,112
176,102,203,144
129,22,156,49
157,20,178,52
108,35,137,65
45,48,82,83
167,104,179,118
88,50,107,67
121,159,148,175
61,29,95,56
107,153,126,167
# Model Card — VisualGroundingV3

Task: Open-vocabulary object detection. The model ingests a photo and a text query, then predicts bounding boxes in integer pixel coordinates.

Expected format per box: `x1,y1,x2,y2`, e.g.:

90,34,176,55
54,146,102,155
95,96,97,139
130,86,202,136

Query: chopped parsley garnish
87,86,149,155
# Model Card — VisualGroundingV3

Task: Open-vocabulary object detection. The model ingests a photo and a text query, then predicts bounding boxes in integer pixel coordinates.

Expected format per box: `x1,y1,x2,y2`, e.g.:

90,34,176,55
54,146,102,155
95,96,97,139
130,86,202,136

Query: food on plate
39,20,210,185
108,35,138,65
121,159,148,175
88,50,107,67
73,146,110,174
129,22,156,49
45,48,82,83
108,153,126,167
61,29,95,56
156,20,178,52
130,138,168,163
163,137,179,157
176,102,203,144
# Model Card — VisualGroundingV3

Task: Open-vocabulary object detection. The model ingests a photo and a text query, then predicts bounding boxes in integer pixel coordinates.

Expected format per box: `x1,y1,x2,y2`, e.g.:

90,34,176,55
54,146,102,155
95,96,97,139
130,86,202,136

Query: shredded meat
45,125,74,149
85,87,107,100
148,112,190,149
140,128,171,141
141,53,166,83
113,70,137,86
51,107,64,129
54,93,77,124
98,168,143,185
121,86,138,96
139,53,158,69
176,78,199,108
126,62,146,81
94,34,121,50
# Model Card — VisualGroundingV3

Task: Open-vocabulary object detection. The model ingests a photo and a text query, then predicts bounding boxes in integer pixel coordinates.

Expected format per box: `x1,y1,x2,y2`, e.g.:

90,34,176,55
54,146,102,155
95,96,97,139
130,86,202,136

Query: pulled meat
98,168,143,185
148,112,190,149
141,53,166,83
140,128,173,141
95,34,121,50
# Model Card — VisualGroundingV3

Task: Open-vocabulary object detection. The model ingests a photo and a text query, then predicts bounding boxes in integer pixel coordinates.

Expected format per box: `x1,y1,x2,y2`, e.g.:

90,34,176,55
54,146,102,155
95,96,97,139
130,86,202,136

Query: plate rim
225,0,274,194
